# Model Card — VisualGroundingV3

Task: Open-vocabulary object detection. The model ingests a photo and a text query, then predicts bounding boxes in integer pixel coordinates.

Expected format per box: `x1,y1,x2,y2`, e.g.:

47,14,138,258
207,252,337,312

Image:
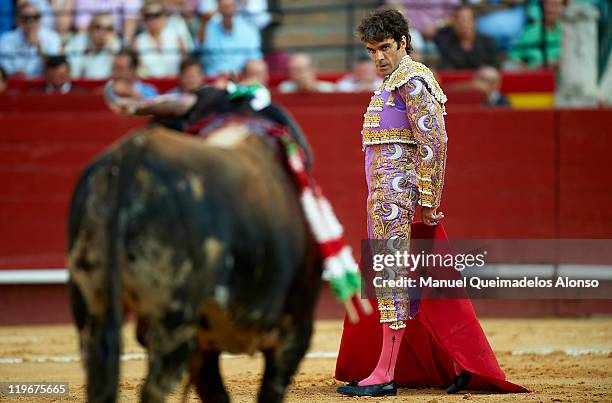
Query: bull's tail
89,133,147,403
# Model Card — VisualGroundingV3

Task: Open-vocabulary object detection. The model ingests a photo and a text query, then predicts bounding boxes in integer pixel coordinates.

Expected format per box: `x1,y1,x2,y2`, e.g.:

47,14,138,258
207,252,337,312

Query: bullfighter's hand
422,207,444,226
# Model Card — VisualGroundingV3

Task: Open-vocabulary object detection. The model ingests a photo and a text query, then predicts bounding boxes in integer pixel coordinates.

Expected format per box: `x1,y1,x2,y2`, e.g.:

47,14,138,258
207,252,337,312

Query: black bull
67,124,323,402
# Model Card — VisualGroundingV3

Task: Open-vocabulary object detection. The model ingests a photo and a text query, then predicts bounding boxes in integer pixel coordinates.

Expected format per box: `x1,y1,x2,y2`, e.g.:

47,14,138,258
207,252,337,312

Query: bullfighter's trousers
365,143,421,330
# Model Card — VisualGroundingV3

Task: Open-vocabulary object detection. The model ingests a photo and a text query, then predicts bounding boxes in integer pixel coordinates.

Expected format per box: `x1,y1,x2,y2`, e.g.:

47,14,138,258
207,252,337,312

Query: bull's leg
140,321,196,403
258,323,313,403
192,351,229,403
69,280,120,403
69,280,88,332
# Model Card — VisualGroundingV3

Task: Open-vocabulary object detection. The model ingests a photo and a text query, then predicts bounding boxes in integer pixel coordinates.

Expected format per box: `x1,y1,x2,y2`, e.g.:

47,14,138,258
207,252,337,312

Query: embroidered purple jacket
361,56,448,208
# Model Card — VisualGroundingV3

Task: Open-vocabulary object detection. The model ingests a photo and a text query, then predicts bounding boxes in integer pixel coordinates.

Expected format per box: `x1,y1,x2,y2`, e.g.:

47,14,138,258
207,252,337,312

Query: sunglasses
20,14,41,22
144,12,163,20
92,24,114,31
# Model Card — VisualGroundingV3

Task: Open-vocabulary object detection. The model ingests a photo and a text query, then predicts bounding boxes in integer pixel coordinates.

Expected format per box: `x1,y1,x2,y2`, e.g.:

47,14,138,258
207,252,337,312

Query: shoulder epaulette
385,56,448,106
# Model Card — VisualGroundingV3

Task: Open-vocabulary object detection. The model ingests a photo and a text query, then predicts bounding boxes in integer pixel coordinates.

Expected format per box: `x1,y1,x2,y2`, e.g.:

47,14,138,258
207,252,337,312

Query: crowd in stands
0,0,583,107
388,0,567,70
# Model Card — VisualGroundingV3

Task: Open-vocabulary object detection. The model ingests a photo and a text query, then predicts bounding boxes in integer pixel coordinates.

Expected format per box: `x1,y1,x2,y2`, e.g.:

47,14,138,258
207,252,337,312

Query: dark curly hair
357,8,413,54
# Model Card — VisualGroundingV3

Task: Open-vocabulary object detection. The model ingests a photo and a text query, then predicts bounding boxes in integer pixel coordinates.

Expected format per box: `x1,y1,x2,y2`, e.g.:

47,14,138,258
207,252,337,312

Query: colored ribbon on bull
270,128,372,321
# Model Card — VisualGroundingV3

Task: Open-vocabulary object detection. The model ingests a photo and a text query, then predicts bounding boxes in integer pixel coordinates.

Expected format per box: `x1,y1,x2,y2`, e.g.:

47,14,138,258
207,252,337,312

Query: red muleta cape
335,222,528,393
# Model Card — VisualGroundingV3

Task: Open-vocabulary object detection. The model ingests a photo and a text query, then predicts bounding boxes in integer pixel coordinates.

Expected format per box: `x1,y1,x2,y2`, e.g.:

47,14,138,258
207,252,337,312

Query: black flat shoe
336,381,397,397
446,370,472,394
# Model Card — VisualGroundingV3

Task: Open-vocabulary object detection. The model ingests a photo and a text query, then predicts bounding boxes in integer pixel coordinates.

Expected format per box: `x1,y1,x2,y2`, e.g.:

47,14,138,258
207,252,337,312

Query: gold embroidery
363,112,381,128
417,166,436,179
419,180,434,194
389,320,406,329
419,192,434,207
379,309,399,322
363,127,415,145
385,55,447,107
367,97,384,111
377,298,395,311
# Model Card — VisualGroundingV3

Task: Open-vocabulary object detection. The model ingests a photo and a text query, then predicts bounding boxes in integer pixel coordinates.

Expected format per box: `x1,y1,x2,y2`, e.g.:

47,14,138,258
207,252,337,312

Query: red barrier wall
1,95,611,270
1,94,611,324
0,109,147,268
5,69,555,94
558,110,612,238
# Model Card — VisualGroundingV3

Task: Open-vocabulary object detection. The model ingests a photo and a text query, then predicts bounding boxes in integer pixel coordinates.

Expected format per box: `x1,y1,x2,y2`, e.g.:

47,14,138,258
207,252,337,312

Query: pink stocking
358,323,405,386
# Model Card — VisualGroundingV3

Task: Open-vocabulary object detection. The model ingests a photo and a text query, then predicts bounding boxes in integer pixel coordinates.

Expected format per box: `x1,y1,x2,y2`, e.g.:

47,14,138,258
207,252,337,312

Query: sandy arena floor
0,319,611,402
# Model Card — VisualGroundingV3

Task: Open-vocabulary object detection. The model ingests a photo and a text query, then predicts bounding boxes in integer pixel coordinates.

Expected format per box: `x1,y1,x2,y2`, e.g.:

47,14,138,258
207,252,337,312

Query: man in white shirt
65,12,121,79
336,55,383,92
0,2,61,77
277,53,335,93
135,1,193,78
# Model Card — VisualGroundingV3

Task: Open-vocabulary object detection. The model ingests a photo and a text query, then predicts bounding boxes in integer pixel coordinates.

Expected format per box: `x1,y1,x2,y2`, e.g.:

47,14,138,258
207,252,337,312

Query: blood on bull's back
67,125,322,403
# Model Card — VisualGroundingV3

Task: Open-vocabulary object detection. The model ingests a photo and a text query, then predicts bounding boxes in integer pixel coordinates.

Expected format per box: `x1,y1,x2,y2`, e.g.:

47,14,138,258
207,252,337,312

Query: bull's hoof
336,381,397,397
446,370,472,394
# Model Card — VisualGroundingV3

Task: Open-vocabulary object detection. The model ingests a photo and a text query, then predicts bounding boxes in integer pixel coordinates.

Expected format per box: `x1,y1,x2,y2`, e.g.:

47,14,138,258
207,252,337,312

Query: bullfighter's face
365,36,407,77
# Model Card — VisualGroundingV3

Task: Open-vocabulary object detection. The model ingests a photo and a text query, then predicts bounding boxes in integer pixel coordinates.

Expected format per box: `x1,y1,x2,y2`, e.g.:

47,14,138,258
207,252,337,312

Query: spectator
0,2,61,77
22,0,55,32
135,1,192,78
198,0,271,30
111,49,159,98
163,0,197,50
508,0,564,69
469,0,527,51
0,0,14,35
473,65,510,106
385,1,439,63
164,0,200,37
65,12,121,79
278,53,335,93
240,58,269,85
335,55,383,92
409,29,426,63
0,66,6,93
386,0,460,39
199,0,262,76
433,5,499,69
74,0,142,45
51,0,75,49
167,57,205,93
30,55,88,93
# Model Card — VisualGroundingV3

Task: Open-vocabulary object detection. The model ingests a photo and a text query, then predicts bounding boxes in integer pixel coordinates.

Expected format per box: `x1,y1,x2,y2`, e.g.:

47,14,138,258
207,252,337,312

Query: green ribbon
328,271,361,302
227,83,263,101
